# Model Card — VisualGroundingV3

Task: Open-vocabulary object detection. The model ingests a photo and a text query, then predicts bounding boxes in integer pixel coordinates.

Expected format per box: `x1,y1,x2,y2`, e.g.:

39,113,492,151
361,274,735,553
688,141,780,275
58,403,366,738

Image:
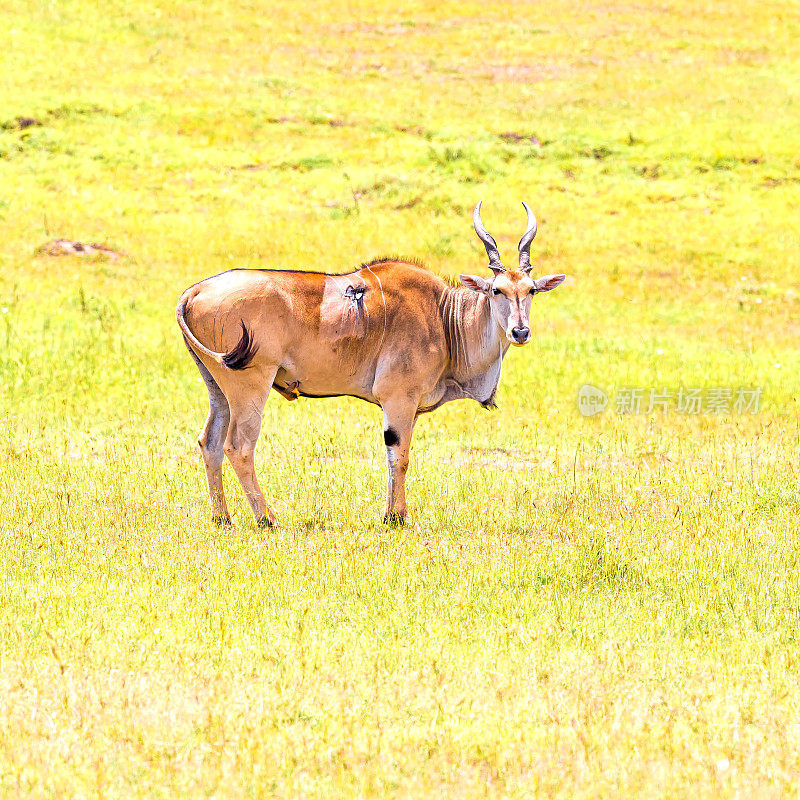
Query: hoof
257,516,277,529
383,512,406,527
212,515,232,528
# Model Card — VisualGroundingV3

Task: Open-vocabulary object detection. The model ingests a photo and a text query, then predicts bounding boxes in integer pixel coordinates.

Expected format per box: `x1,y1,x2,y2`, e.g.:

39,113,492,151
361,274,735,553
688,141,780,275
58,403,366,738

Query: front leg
379,397,419,525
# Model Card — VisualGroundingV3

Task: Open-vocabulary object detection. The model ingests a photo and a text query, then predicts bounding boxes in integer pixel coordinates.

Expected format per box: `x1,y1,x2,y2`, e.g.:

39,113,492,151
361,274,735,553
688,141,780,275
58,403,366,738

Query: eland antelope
176,202,566,526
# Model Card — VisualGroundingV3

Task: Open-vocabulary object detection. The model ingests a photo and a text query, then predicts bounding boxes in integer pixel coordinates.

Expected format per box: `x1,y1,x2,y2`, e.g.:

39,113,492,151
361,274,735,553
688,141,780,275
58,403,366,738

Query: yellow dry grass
1,0,800,797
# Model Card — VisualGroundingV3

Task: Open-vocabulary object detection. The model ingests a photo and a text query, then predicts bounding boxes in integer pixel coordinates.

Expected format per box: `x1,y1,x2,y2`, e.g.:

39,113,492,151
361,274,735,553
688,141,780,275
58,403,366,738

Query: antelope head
459,201,566,346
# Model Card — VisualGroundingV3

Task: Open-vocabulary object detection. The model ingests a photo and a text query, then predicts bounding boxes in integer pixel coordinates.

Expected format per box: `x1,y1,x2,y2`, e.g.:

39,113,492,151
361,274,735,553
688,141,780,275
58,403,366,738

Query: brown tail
221,321,257,370
175,297,257,370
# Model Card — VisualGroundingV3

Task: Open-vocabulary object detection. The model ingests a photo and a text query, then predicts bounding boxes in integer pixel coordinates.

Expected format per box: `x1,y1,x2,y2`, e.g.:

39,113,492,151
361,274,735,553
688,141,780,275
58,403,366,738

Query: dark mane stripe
361,256,465,288
360,256,427,269
222,321,257,370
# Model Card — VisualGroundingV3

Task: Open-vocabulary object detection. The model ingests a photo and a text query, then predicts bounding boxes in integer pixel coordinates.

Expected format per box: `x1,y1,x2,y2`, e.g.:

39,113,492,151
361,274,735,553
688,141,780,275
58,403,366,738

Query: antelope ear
534,274,566,292
459,274,491,293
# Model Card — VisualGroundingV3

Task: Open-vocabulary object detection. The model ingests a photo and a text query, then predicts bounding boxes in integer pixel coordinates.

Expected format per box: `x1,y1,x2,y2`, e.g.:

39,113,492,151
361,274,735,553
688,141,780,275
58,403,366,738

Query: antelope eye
528,287,537,296
492,287,502,296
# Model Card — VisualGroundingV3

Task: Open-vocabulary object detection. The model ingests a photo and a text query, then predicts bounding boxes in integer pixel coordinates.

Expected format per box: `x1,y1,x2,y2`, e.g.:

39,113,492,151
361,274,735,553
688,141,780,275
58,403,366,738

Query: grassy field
2,0,800,796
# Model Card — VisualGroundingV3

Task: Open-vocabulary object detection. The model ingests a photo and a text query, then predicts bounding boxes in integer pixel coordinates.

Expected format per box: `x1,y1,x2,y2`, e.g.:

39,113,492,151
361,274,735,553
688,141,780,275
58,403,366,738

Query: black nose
511,327,530,343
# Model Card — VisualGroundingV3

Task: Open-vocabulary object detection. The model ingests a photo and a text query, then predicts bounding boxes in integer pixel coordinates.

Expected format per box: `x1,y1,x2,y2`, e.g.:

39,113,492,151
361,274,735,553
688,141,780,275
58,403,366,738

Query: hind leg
223,375,277,528
199,393,231,526
185,342,231,525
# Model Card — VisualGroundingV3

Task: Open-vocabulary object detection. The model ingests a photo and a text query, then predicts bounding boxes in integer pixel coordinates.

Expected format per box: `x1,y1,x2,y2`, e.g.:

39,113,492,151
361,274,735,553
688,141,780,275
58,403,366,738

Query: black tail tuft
222,321,257,370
